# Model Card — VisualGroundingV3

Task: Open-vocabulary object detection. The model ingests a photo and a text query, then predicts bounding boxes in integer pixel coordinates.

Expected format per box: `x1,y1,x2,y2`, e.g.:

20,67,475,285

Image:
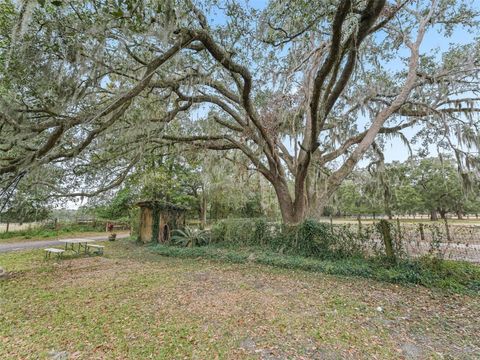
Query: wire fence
332,220,480,263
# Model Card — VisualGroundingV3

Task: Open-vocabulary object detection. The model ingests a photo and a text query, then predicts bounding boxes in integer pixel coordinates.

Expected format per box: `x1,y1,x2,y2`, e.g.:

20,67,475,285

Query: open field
1,239,479,359
0,222,44,233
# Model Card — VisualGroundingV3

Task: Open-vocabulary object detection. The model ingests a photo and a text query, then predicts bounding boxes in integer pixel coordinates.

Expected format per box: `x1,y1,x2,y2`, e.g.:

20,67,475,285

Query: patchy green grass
0,239,479,359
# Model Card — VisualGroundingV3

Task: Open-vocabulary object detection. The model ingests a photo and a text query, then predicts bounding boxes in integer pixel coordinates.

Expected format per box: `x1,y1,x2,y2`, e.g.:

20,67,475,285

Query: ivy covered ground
1,239,479,359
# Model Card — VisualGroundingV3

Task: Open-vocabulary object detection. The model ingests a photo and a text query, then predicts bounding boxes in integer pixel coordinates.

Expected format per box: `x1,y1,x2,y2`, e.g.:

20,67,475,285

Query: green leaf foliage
171,227,210,247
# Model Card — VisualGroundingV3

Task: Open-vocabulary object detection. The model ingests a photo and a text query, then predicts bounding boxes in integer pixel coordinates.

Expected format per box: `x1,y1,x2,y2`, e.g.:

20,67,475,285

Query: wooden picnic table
59,239,96,255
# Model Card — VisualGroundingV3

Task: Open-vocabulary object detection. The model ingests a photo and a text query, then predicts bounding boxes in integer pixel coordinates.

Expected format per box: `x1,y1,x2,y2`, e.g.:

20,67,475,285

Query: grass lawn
1,239,479,359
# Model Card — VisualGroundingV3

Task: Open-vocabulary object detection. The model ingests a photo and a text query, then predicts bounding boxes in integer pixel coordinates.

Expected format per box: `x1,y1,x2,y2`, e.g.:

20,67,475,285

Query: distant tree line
328,157,480,220
2,154,478,226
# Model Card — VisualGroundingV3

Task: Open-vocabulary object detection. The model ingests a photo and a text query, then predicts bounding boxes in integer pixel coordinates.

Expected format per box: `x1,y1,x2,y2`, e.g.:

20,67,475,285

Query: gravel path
0,233,130,253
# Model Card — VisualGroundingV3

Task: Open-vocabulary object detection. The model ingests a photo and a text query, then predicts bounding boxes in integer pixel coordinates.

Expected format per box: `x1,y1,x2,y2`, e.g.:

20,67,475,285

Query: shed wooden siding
137,202,186,243
139,207,153,243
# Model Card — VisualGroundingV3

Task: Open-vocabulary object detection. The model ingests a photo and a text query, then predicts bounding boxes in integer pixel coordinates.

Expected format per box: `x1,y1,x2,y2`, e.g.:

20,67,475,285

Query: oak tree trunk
272,179,307,225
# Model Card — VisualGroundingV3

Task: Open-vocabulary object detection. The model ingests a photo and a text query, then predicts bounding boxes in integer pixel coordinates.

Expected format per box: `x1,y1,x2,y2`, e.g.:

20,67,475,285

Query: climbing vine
151,205,160,243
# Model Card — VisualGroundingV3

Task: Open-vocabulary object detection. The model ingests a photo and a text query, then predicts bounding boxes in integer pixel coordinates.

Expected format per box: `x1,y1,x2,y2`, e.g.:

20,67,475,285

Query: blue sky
384,20,479,162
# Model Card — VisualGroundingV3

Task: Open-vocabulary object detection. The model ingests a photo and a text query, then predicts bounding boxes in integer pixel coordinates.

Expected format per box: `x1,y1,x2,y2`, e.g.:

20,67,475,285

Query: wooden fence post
396,218,402,242
419,223,425,242
444,217,452,243
377,220,396,262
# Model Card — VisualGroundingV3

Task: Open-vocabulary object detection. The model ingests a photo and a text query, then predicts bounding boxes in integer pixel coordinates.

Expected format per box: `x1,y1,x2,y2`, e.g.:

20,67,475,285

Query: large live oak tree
1,0,479,224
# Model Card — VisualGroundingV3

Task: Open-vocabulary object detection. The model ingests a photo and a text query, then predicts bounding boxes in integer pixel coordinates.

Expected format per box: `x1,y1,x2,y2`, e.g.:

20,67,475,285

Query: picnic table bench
44,239,105,259
44,248,65,259
86,244,104,255
59,239,96,255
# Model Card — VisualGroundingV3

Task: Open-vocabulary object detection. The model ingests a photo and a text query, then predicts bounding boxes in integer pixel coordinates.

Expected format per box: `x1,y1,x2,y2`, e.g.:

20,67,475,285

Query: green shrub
271,220,334,257
152,219,480,294
171,227,210,247
151,244,480,294
211,218,273,245
210,218,366,259
330,224,372,258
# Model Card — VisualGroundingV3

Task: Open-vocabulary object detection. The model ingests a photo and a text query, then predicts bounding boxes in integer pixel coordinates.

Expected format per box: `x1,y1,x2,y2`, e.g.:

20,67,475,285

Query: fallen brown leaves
1,242,479,359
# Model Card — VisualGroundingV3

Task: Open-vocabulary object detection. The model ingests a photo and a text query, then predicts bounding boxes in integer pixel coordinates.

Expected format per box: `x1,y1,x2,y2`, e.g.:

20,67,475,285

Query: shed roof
136,200,188,212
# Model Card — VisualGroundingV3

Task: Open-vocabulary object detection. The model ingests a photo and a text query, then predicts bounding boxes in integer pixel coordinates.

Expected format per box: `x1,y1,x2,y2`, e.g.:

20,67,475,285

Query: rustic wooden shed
136,201,187,243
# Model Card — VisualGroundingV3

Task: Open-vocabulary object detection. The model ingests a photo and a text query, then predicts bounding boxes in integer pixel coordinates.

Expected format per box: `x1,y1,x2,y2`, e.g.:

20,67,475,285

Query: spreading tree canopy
1,0,479,224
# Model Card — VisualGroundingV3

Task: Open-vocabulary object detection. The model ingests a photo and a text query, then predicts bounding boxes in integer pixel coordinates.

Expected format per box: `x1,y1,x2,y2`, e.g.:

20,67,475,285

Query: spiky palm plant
171,227,210,247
